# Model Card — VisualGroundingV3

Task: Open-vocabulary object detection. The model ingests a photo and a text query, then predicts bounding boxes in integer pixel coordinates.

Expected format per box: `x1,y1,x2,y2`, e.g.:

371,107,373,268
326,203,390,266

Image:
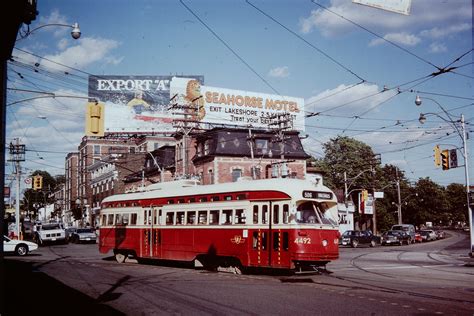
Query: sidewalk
3,259,124,316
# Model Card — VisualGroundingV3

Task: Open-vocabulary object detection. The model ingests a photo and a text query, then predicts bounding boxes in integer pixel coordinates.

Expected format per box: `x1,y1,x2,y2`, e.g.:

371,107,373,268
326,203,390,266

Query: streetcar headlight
322,239,328,247
334,238,339,244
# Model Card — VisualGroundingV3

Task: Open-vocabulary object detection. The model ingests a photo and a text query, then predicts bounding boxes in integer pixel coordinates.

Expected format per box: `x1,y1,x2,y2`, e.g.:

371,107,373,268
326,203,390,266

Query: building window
93,145,100,155
255,139,268,155
231,168,242,182
208,169,214,184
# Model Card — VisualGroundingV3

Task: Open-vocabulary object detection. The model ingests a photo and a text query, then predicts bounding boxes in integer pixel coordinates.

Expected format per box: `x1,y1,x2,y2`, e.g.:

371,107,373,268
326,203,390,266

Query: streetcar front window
296,201,337,225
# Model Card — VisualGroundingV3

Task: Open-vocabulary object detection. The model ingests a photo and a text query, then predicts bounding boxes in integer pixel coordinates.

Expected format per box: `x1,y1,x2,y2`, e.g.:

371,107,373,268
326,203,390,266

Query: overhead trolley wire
310,0,441,70
246,0,366,83
179,0,281,96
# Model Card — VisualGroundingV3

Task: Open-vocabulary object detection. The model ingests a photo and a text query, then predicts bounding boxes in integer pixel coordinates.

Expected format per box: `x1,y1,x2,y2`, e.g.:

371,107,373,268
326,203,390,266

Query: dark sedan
340,230,378,248
381,230,411,246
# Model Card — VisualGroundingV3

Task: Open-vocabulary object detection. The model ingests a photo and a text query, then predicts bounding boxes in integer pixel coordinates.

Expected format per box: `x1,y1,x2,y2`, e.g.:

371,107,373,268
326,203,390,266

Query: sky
5,0,473,192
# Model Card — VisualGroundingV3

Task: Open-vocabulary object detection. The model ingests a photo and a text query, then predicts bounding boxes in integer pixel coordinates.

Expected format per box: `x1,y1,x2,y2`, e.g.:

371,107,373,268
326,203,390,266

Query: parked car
381,230,411,246
34,222,67,245
435,230,446,239
70,228,97,244
340,230,378,248
65,227,77,243
391,224,416,244
414,231,423,243
419,229,437,242
3,235,38,256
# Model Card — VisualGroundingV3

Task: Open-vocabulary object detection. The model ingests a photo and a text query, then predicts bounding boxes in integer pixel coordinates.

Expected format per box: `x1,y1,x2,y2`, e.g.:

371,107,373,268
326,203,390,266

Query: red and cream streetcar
99,177,339,272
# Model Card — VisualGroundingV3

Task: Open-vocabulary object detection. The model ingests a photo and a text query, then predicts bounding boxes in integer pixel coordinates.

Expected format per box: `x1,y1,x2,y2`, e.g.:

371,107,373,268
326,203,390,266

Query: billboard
170,77,305,131
352,0,412,15
88,75,204,132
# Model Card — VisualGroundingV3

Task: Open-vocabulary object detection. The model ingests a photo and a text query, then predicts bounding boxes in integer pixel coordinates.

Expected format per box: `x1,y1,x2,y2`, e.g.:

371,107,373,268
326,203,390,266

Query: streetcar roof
101,178,337,204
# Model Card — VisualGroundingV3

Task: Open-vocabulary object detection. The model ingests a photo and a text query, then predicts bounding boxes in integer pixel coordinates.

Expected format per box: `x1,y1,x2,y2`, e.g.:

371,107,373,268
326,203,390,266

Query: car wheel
15,244,28,256
351,239,359,248
114,252,127,263
370,240,376,247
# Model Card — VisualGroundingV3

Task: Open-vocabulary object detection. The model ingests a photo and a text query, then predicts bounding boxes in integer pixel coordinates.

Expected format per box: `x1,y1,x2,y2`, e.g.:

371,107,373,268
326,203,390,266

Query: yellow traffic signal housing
33,175,43,190
441,149,449,170
434,145,441,167
85,102,104,137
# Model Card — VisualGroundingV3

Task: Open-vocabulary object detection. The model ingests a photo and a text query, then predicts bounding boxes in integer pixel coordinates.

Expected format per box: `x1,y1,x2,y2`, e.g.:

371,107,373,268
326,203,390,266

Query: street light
17,22,81,41
415,95,473,257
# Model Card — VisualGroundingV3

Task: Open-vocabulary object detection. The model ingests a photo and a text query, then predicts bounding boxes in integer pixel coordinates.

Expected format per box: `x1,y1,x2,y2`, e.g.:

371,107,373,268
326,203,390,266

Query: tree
22,170,59,218
445,183,467,225
406,178,447,228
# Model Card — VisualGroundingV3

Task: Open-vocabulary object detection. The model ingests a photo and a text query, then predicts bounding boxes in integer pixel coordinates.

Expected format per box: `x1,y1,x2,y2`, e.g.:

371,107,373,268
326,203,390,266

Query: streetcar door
269,202,291,268
250,202,272,267
151,207,161,258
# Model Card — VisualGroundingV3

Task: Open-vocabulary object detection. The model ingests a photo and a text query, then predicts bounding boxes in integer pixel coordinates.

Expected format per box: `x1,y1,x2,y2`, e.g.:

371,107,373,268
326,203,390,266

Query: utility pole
8,138,25,239
268,113,293,178
247,128,256,180
170,94,201,178
396,168,402,224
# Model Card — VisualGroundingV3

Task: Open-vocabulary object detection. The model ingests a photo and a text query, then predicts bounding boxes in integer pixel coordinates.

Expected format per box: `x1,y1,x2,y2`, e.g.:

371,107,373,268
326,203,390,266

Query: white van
391,224,416,244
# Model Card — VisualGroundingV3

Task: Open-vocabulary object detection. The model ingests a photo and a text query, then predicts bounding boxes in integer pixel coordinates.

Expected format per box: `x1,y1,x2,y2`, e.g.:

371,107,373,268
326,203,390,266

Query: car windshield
392,225,408,231
342,231,355,237
296,201,337,225
42,224,62,230
77,229,94,233
384,231,400,236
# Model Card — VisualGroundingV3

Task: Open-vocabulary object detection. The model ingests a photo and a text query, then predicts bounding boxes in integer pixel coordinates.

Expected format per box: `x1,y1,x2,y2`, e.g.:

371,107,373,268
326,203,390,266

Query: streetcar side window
262,205,268,224
166,212,174,225
273,232,279,250
282,232,289,251
209,210,219,225
222,209,233,225
130,213,137,225
283,204,289,224
235,209,246,224
273,205,280,224
198,211,207,224
143,210,147,225
177,212,185,225
253,205,259,224
101,214,106,226
115,214,123,225
187,211,196,225
261,232,267,250
107,214,114,225
122,213,129,225
252,231,258,249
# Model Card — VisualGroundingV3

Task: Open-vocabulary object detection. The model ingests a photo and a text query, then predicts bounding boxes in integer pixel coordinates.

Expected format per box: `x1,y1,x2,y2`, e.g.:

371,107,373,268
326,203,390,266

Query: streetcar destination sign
302,191,333,200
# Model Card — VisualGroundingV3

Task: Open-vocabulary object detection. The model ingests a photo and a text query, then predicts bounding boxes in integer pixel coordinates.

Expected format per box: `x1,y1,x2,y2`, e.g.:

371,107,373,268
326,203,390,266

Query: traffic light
434,145,441,167
449,149,458,169
85,102,104,137
33,175,43,190
441,150,449,170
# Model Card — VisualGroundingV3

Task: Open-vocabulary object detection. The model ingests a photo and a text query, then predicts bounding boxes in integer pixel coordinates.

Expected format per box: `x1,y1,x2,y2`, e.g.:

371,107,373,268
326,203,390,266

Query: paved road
3,230,474,315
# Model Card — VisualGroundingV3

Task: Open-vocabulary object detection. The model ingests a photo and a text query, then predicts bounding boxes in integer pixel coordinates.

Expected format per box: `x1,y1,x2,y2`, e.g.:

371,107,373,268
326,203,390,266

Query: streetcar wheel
351,239,359,248
114,252,127,263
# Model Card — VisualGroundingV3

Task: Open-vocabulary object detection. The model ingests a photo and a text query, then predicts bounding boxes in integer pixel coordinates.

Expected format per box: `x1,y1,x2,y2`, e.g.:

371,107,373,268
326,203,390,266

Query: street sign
24,177,32,189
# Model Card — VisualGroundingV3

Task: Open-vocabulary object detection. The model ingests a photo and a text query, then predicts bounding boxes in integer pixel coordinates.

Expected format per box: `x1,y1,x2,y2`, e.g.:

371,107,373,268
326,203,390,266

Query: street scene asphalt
3,258,124,316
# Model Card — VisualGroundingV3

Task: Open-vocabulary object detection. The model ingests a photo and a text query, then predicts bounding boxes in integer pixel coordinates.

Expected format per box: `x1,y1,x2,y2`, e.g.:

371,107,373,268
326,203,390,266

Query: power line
179,0,281,95
310,0,440,70
246,0,366,82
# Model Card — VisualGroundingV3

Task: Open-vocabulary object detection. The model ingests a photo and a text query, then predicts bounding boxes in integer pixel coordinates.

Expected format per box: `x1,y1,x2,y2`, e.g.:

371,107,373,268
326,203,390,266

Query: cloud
300,0,471,38
419,23,472,39
369,32,421,47
268,66,290,78
305,82,396,115
429,42,447,54
42,37,121,70
38,9,71,38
